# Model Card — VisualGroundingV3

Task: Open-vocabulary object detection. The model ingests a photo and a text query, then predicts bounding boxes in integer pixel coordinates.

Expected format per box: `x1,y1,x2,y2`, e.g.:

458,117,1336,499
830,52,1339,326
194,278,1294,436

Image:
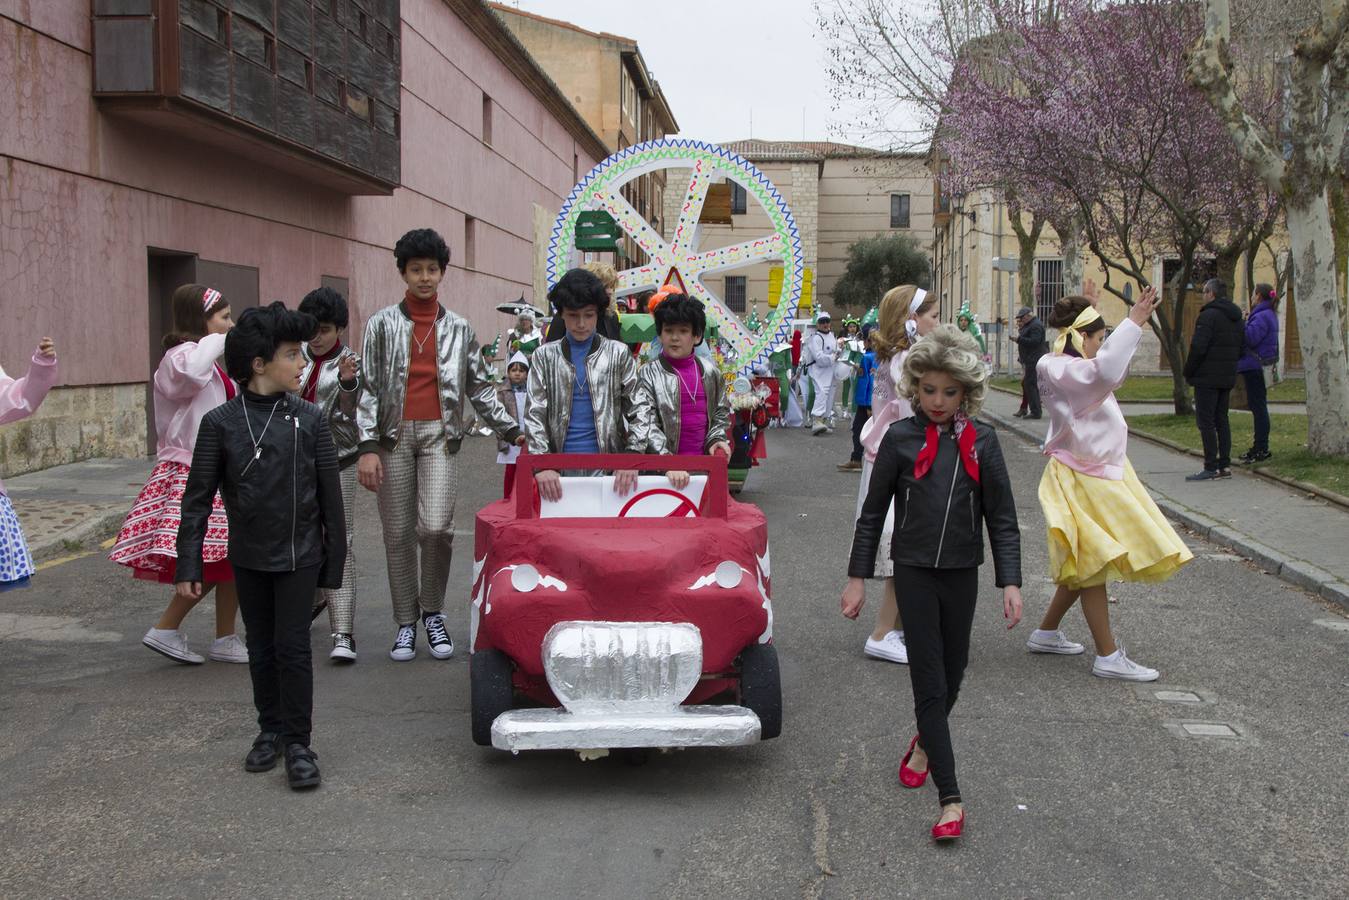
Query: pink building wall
0,2,599,392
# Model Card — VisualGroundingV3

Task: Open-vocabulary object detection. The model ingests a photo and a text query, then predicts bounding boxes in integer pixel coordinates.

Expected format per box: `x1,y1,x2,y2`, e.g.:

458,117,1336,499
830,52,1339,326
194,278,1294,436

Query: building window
724,276,747,313
465,216,477,270
890,193,911,229
729,179,747,215
482,93,493,146
1035,259,1064,323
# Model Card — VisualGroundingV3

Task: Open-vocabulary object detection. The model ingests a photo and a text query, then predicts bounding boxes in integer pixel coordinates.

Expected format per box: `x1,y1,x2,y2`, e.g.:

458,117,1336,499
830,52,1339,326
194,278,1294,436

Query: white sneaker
423,613,455,660
1092,645,1159,682
209,634,249,663
863,630,908,664
390,624,417,661
1026,629,1085,655
811,420,828,435
142,627,205,665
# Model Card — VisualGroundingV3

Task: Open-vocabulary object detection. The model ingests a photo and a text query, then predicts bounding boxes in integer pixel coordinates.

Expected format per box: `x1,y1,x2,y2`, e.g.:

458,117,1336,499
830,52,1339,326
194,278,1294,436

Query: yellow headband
1053,306,1103,355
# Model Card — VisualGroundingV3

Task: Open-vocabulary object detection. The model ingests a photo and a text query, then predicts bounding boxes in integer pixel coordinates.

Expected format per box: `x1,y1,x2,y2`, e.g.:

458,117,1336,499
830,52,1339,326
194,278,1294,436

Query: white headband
906,288,928,340
202,287,222,311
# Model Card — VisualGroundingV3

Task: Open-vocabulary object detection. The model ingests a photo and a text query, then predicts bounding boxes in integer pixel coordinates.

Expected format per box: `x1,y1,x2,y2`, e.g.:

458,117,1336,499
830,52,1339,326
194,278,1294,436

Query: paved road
2,425,1346,898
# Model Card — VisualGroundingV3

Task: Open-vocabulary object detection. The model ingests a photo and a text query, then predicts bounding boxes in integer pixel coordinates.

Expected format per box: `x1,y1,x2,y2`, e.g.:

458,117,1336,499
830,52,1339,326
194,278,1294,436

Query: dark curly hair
298,286,349,329
224,302,317,384
547,267,610,314
394,228,450,272
652,293,706,340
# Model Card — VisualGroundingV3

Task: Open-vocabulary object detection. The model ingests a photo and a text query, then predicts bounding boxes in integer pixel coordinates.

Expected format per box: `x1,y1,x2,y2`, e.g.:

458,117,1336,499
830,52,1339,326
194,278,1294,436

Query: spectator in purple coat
1236,283,1280,464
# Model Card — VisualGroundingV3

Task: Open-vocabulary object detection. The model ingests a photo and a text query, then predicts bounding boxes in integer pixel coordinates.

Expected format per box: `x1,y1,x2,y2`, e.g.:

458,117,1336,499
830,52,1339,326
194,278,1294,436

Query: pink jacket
1037,318,1142,480
0,350,60,495
153,333,229,465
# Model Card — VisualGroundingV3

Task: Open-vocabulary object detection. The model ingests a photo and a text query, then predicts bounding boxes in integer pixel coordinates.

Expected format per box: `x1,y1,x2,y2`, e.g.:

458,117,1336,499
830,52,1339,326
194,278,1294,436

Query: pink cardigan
153,333,229,465
0,350,60,495
1037,318,1142,480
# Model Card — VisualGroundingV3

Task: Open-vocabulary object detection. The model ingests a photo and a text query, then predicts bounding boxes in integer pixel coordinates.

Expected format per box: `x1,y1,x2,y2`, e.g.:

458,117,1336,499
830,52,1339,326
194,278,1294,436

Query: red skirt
109,460,233,584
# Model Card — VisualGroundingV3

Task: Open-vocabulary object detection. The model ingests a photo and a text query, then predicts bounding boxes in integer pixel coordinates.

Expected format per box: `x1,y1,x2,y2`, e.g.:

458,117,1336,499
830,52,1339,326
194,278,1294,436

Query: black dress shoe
244,732,282,772
1013,409,1028,418
285,743,321,790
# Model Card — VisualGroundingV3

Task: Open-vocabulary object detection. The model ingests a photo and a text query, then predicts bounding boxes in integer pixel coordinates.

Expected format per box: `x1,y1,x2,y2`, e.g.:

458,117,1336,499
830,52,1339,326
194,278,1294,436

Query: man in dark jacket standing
1183,279,1244,481
1011,306,1049,419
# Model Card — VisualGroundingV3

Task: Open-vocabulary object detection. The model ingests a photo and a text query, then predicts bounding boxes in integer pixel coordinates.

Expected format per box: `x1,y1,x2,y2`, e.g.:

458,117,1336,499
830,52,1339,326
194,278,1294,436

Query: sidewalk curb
983,408,1349,613
27,508,125,563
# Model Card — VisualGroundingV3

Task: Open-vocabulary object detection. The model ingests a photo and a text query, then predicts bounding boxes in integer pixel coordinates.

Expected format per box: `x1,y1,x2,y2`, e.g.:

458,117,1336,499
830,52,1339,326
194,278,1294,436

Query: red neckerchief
914,411,980,483
216,364,237,401
301,341,342,403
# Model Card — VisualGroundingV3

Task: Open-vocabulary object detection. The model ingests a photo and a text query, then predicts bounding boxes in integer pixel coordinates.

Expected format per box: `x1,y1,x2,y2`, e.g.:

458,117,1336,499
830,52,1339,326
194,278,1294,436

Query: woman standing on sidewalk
1028,287,1192,681
109,285,246,665
1237,284,1279,464
854,285,941,665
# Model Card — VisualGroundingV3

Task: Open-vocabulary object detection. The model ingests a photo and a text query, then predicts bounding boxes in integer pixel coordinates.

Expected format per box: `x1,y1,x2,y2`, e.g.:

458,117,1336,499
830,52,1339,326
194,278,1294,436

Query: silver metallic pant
317,464,358,634
377,419,460,624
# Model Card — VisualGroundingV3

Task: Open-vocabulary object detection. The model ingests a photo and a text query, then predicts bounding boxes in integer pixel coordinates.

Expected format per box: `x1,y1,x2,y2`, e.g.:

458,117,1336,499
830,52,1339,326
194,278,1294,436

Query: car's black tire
738,642,782,740
470,649,514,747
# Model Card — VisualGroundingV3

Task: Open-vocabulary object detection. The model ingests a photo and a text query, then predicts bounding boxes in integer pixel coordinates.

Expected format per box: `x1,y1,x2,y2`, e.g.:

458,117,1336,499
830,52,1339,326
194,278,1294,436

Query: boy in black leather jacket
841,325,1022,843
177,302,346,791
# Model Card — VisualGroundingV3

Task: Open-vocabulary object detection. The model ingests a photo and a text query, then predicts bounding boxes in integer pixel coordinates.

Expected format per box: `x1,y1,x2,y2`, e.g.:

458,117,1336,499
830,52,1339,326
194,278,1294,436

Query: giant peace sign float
472,141,799,755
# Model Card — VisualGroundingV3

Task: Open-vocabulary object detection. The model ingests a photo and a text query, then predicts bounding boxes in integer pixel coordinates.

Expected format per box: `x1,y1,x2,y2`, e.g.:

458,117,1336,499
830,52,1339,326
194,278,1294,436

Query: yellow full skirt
1039,458,1193,590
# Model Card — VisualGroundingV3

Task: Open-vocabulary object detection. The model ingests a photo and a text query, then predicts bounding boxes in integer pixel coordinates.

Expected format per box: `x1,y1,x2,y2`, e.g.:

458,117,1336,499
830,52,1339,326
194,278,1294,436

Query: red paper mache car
470,452,782,753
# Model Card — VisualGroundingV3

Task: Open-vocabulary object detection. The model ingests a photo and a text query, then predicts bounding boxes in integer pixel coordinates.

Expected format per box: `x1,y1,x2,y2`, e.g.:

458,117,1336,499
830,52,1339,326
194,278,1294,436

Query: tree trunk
1165,330,1192,416
1330,175,1348,345
1159,255,1195,416
1214,248,1240,299
1286,198,1349,455
1008,205,1044,315
1051,213,1085,293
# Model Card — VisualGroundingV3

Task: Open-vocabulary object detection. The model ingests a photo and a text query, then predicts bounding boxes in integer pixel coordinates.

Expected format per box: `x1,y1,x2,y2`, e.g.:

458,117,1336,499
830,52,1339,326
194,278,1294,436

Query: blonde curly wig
900,324,988,417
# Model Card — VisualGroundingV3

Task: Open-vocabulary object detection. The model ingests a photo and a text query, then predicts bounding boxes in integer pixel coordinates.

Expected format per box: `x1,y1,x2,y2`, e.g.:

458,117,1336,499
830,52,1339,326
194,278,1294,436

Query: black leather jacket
177,391,346,587
849,412,1021,586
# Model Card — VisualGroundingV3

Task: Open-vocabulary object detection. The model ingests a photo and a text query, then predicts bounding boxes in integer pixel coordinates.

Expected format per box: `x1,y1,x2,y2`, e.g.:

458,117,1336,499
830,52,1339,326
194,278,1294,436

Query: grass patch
991,375,1305,403
1127,413,1349,497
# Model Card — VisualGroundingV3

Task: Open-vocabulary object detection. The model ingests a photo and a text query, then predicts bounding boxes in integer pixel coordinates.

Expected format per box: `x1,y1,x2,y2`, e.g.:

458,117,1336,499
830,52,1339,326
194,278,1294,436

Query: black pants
1021,364,1041,416
1241,369,1270,453
850,405,871,462
234,564,319,748
894,564,979,807
1194,386,1232,470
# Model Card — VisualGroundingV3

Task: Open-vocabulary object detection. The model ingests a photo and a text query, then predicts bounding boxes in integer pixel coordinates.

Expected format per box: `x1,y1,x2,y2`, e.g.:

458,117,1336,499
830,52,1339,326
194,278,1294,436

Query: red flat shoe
931,810,965,841
899,734,929,788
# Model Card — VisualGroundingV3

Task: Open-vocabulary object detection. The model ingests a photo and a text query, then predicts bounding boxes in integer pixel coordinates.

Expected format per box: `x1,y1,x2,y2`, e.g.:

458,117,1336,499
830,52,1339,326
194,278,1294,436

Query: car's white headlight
714,560,744,589
511,564,541,593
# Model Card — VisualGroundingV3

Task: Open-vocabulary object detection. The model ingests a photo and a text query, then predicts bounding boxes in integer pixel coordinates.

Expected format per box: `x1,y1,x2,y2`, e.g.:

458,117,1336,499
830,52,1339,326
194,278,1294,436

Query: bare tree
1190,0,1349,455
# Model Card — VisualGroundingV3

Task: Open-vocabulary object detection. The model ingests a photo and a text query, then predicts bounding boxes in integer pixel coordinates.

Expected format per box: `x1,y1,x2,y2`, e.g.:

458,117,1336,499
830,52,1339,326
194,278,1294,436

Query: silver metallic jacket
524,335,644,455
635,355,731,454
301,344,362,465
356,301,522,454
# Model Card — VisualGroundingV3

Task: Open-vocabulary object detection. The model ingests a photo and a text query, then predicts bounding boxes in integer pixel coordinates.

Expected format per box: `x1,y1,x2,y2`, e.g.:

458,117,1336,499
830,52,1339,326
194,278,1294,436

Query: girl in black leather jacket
177,303,346,791
841,325,1023,843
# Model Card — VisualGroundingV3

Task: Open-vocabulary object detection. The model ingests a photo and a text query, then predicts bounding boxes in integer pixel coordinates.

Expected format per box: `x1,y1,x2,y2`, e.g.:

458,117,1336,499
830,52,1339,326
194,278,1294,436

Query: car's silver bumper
491,706,761,751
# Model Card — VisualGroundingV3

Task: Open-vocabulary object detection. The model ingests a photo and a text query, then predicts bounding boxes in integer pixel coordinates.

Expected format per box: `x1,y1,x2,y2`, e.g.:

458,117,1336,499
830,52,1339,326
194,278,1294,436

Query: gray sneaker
143,627,205,665
209,634,249,663
1026,629,1085,655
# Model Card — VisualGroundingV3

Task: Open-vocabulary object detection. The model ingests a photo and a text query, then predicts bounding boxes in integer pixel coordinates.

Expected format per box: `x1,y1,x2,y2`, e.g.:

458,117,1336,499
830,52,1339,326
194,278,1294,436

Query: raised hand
37,337,56,359
1129,286,1158,326
338,353,360,383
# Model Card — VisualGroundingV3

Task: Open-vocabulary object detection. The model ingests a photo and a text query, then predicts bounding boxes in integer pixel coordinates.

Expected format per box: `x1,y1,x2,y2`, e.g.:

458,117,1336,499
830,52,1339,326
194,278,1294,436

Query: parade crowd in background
3,225,1220,843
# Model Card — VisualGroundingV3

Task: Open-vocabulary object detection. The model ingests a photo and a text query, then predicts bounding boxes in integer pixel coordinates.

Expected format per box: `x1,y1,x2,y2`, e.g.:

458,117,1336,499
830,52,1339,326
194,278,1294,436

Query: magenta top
1037,318,1142,480
665,352,708,456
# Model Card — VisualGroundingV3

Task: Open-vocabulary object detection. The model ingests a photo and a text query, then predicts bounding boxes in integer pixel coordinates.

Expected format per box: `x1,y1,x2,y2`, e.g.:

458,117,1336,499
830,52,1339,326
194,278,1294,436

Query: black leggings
850,405,870,462
234,565,320,748
894,565,979,806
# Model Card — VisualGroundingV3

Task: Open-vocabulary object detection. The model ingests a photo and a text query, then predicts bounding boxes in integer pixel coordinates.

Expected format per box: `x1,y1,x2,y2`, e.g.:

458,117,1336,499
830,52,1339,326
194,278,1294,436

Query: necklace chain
677,363,701,404
241,398,283,475
412,322,435,356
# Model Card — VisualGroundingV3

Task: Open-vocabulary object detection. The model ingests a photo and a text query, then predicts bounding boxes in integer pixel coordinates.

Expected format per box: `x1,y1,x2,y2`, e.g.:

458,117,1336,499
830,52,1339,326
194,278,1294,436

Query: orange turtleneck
403,292,442,421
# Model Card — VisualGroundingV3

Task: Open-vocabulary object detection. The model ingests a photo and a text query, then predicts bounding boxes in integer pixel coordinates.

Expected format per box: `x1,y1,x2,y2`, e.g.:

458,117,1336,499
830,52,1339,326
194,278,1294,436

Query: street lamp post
991,257,1019,374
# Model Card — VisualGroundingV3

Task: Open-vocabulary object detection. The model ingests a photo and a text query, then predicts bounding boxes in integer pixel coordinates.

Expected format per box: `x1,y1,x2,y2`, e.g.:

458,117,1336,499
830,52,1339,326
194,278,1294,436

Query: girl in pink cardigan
0,338,59,591
109,285,245,665
1031,286,1192,681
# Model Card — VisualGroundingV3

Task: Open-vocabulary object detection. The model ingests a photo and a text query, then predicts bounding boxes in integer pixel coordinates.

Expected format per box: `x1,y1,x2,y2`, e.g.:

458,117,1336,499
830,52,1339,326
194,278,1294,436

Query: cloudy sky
504,0,868,145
